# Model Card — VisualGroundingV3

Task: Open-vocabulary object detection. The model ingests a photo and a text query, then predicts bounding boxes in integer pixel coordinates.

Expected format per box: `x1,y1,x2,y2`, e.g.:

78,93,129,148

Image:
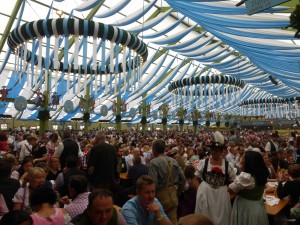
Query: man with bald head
87,131,118,191
125,147,146,170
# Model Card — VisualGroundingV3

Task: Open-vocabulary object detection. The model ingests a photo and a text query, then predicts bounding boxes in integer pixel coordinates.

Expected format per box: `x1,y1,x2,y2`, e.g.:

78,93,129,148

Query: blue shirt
121,196,169,225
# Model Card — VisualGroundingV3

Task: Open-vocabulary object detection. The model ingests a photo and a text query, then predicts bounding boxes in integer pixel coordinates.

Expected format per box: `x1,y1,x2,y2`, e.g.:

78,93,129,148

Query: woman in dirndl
195,131,236,225
229,151,269,225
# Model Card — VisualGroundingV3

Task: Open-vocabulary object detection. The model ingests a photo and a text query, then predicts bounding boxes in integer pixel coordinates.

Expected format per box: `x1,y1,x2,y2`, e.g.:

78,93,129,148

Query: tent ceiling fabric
0,0,299,122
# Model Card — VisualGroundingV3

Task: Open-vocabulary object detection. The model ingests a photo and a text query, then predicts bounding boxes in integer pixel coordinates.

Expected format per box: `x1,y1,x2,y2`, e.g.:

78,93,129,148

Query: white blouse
229,172,255,193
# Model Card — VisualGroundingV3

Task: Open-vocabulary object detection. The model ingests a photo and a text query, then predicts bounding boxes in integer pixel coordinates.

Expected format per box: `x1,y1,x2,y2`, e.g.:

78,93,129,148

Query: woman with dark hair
30,185,70,224
177,165,199,218
46,133,63,158
228,151,269,225
0,210,32,225
11,156,33,185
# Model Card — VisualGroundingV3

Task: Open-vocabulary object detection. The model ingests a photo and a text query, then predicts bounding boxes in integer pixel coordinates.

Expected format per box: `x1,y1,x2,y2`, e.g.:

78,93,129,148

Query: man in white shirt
265,133,279,156
226,146,240,167
18,135,38,162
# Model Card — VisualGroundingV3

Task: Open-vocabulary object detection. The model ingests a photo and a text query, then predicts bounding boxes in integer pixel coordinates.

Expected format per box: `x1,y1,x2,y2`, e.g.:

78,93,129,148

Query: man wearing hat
169,147,185,170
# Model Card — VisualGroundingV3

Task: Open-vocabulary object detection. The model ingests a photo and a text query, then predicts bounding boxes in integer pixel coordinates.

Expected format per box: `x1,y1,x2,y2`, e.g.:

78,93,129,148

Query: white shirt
19,143,32,161
229,172,255,193
47,141,64,157
265,140,279,153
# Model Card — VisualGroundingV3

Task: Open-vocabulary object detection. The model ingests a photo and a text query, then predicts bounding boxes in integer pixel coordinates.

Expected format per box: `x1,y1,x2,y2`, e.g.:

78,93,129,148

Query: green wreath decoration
205,120,210,127
179,119,184,126
289,4,300,38
83,112,90,121
115,114,121,123
140,116,147,125
7,18,148,74
37,110,50,120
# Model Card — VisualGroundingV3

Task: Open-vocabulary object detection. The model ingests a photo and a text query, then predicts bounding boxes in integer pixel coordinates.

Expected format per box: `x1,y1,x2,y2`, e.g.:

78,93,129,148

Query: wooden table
119,172,133,188
230,193,288,216
264,194,289,216
114,205,122,211
120,172,129,180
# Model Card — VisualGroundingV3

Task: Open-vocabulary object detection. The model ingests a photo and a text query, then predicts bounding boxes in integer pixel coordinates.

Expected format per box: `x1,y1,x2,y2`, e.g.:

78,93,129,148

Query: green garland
162,117,167,125
179,119,184,126
115,114,121,123
140,116,147,125
289,4,300,38
205,120,210,127
37,110,50,120
193,120,198,126
83,113,90,121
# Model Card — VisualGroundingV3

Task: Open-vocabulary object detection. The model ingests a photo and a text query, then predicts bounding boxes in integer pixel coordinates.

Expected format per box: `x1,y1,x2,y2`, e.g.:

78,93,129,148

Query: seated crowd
0,128,299,225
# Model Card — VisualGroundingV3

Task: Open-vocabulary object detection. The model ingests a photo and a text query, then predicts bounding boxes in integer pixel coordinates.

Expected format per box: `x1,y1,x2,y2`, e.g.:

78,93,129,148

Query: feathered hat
210,131,226,150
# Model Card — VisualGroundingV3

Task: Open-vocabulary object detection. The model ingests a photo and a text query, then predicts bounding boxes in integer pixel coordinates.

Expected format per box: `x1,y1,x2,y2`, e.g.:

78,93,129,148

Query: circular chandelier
7,18,148,74
7,17,149,110
239,97,300,118
168,75,245,108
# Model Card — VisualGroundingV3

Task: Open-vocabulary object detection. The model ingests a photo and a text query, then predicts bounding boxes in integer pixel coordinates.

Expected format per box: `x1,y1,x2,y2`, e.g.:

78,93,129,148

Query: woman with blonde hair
12,167,46,213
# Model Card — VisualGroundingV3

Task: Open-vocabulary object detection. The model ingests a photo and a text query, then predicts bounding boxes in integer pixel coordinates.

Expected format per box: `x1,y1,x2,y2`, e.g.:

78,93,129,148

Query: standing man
56,130,80,169
55,156,86,198
148,139,186,225
265,133,280,156
121,175,172,225
88,131,118,191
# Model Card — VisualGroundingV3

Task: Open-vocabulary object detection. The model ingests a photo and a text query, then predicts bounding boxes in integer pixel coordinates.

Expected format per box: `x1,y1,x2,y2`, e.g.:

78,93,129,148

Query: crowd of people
0,127,299,225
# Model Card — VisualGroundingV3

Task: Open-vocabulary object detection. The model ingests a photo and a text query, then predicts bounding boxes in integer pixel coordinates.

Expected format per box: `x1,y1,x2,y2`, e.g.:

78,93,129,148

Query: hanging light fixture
56,10,63,18
7,18,148,95
238,97,300,118
168,74,245,109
